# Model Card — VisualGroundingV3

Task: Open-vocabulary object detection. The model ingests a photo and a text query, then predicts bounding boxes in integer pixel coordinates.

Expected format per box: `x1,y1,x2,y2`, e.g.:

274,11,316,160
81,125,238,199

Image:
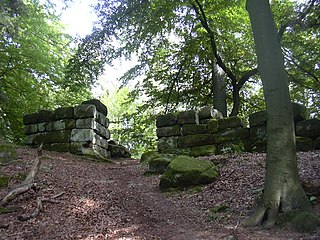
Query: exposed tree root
0,144,43,207
18,192,65,221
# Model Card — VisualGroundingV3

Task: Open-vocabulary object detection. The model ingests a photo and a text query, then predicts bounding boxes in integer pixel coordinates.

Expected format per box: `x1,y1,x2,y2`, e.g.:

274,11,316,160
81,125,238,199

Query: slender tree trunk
211,62,227,117
245,0,311,228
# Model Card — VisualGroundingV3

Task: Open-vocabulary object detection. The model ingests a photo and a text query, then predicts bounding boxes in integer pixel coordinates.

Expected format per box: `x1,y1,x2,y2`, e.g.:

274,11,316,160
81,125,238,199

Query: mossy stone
147,156,173,174
190,145,216,157
140,151,162,164
218,116,243,130
296,137,314,152
0,176,10,188
159,155,218,190
0,143,17,163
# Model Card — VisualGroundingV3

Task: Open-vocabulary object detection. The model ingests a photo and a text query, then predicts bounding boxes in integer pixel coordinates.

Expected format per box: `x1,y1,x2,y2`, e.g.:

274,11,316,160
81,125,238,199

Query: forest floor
0,147,319,240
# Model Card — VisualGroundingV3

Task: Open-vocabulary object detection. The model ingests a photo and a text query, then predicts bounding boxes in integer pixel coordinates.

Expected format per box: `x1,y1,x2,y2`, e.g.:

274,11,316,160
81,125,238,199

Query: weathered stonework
155,103,319,156
23,99,112,159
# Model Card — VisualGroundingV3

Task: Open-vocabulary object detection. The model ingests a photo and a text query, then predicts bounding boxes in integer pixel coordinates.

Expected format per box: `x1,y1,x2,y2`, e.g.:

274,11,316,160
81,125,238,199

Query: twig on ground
0,144,43,207
17,191,65,221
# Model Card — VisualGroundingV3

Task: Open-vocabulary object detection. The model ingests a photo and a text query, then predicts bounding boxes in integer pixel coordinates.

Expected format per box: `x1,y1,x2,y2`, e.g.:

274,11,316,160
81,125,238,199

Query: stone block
218,116,244,130
157,125,180,138
213,128,249,144
96,111,109,127
43,143,71,152
93,145,111,159
82,99,108,116
108,144,131,158
177,134,214,148
94,134,109,149
34,130,72,144
24,124,38,135
94,123,110,139
156,113,178,128
158,137,178,152
70,129,94,142
250,125,267,142
70,142,95,156
46,119,76,131
53,107,74,120
296,119,320,138
198,106,223,120
37,122,46,132
207,119,219,133
292,102,308,123
23,110,53,124
252,140,267,153
218,139,251,154
178,110,199,125
74,104,97,119
190,145,217,157
181,124,207,135
249,111,267,127
76,118,95,129
24,134,37,145
296,137,314,152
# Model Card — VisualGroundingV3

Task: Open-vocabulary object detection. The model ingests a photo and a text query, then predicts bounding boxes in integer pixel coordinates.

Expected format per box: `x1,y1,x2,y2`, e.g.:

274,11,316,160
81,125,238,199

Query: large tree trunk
245,0,311,228
211,62,227,117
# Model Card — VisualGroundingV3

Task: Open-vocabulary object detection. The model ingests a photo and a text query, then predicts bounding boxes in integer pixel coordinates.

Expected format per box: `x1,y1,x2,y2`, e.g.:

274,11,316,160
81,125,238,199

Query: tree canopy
69,0,319,119
0,0,92,141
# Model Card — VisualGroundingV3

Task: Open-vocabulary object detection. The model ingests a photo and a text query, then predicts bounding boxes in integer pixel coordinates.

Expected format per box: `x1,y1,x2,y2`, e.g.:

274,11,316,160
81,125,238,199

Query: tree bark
211,62,227,117
245,0,311,228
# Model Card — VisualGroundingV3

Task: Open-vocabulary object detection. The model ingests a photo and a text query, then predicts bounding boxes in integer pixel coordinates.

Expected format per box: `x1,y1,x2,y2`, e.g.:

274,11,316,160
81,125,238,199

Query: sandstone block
178,134,214,148
213,128,249,144
178,110,199,125
156,113,178,127
82,99,108,116
296,119,320,138
181,124,207,135
157,125,180,138
218,116,244,130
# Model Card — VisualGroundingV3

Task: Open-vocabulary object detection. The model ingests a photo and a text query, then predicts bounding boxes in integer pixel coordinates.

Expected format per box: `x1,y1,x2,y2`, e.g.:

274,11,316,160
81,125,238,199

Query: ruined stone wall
23,99,111,159
156,104,320,157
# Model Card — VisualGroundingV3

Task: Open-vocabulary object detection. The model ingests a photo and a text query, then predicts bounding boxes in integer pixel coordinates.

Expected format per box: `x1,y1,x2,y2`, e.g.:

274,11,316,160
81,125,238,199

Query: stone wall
156,104,320,157
23,99,111,159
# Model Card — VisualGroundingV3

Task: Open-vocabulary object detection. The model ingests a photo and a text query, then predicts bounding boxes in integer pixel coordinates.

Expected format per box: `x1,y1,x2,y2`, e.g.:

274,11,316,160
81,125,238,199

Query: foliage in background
101,87,156,158
0,0,91,142
69,0,319,121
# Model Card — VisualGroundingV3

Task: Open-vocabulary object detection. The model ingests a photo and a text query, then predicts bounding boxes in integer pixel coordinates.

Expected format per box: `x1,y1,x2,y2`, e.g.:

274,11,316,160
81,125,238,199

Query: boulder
0,143,17,164
82,99,108,116
181,124,207,135
296,119,320,138
156,125,180,138
156,113,178,128
159,155,218,190
146,154,175,174
218,116,244,130
177,134,214,148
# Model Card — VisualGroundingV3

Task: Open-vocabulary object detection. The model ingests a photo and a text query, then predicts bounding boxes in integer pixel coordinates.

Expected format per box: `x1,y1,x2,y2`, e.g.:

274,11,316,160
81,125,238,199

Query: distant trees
69,0,319,118
0,0,91,141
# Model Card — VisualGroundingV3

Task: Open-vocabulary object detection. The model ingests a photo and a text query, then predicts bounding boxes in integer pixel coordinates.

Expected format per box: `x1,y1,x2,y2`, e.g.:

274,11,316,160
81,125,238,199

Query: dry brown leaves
0,148,319,240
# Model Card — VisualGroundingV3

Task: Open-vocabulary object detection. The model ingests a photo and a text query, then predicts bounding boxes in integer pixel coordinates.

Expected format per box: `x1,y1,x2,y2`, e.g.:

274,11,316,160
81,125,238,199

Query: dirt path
0,148,319,239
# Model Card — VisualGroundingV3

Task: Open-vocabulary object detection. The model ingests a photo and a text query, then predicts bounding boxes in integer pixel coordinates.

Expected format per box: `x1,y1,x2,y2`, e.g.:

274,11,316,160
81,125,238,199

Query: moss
207,204,231,222
140,151,161,164
277,210,320,232
147,156,173,174
291,211,320,232
159,155,218,190
0,176,10,187
190,145,216,157
0,205,22,214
